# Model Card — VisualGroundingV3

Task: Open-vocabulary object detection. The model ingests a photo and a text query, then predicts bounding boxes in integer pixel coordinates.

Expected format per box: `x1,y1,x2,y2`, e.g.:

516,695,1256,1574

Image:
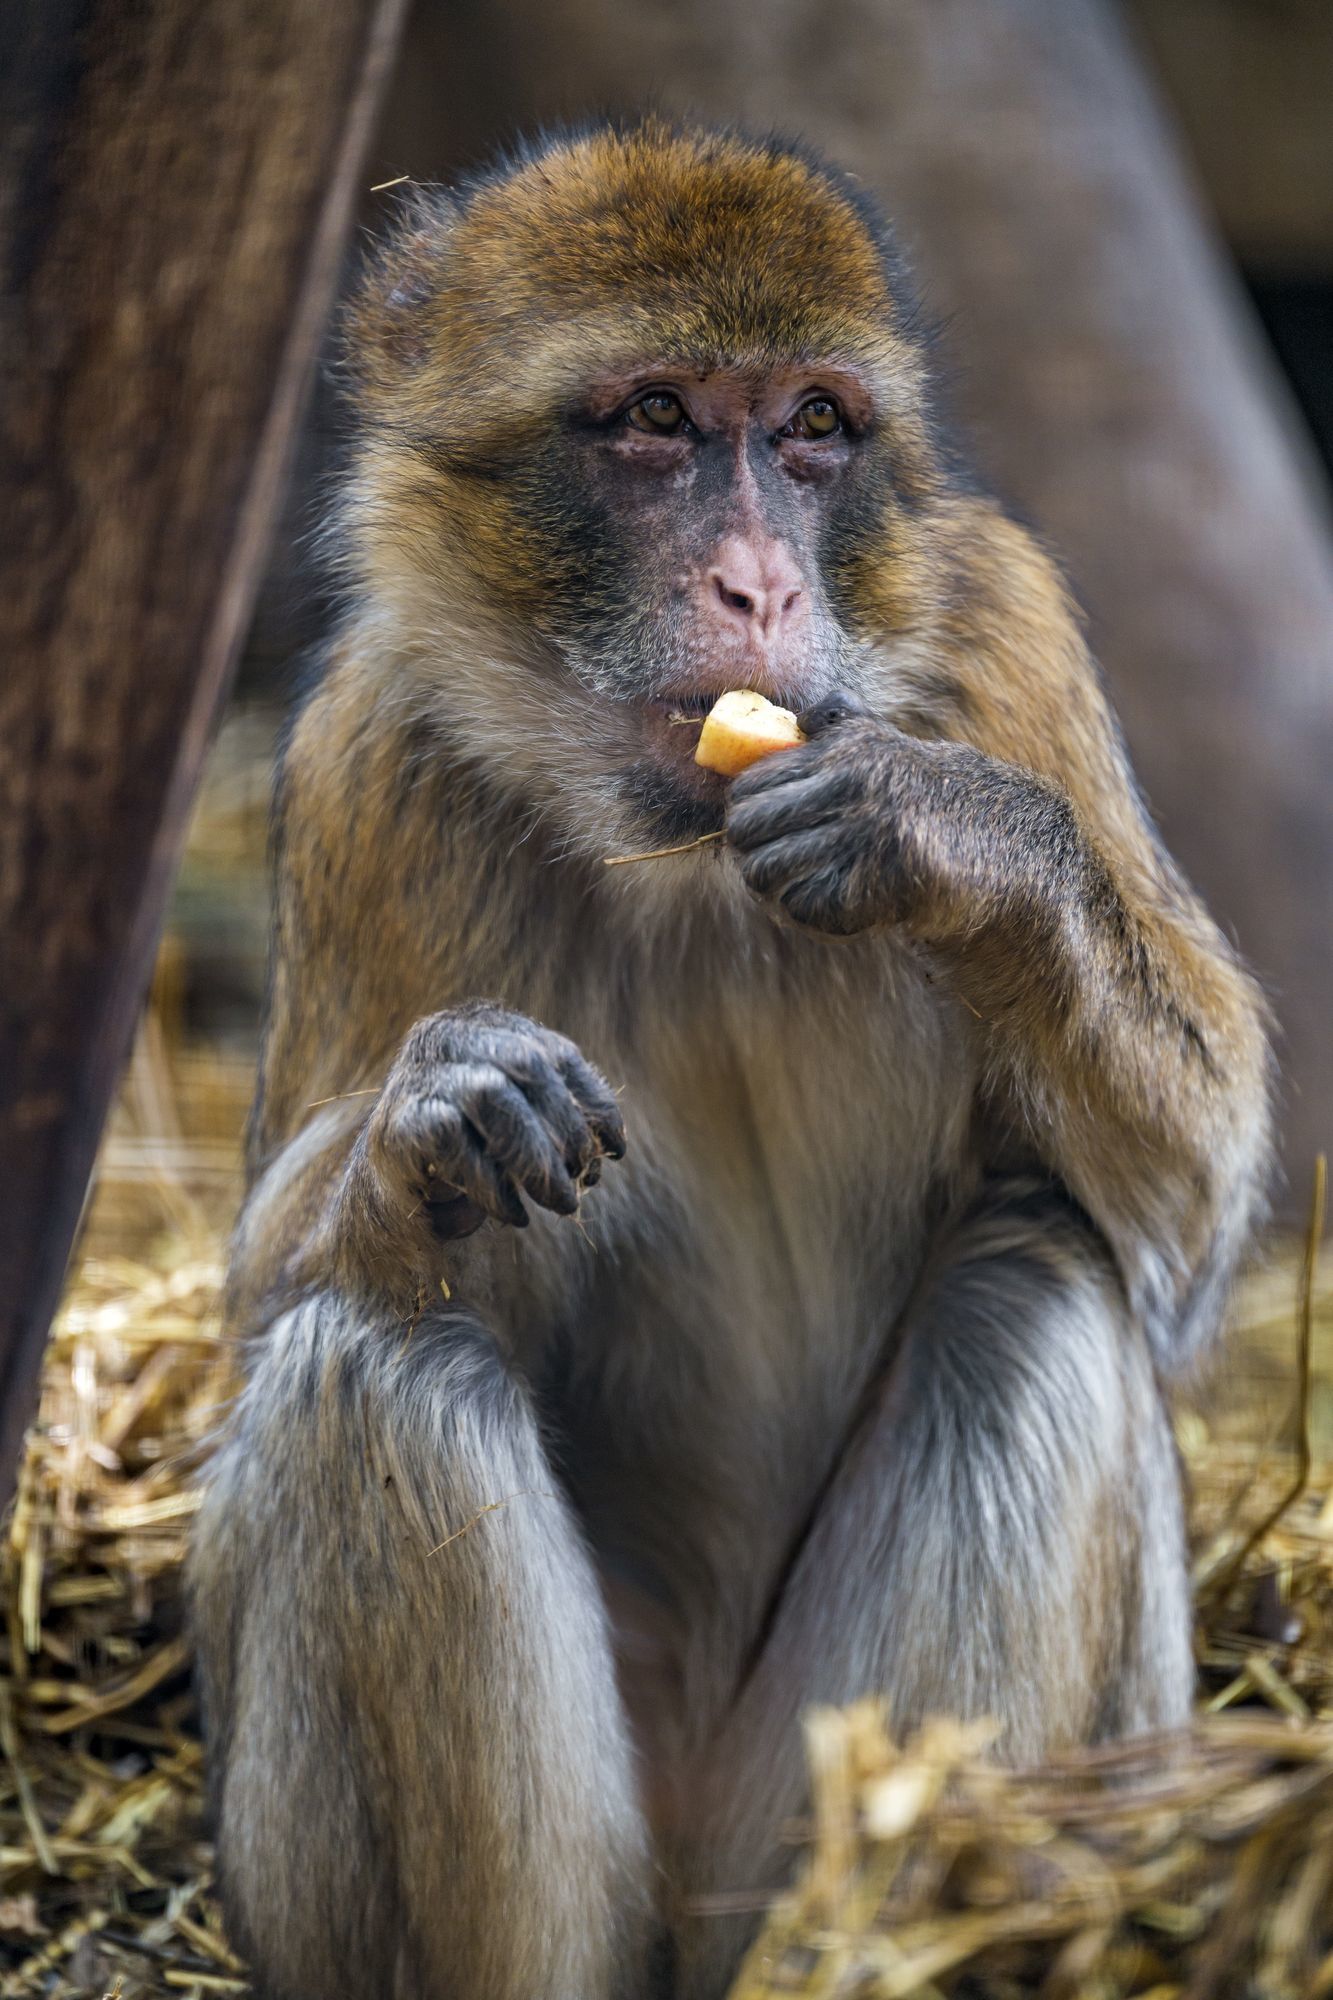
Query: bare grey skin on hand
728,706,1095,940
330,1003,625,1279
190,120,1272,2000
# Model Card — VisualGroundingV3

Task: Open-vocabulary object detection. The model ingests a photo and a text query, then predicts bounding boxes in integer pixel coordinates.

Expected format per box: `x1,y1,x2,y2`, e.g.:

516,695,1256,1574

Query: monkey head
339,119,950,856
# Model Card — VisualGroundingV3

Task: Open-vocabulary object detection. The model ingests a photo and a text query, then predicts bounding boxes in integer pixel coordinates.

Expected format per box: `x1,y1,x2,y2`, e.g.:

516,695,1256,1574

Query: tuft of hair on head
337,116,935,428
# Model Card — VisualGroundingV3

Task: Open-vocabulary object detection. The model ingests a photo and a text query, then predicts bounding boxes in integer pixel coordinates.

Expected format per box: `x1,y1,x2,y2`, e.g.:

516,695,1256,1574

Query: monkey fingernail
798,692,871,737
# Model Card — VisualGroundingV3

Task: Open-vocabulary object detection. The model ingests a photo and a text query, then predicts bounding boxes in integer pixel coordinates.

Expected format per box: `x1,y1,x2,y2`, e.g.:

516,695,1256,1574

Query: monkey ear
340,198,453,402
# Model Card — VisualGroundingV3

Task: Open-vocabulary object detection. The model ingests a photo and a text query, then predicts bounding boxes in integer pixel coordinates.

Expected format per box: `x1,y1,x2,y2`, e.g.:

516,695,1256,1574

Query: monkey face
340,120,951,854
505,358,904,841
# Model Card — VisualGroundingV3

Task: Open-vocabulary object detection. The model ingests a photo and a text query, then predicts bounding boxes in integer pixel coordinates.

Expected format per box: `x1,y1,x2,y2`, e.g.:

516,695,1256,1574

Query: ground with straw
1,1025,1329,1998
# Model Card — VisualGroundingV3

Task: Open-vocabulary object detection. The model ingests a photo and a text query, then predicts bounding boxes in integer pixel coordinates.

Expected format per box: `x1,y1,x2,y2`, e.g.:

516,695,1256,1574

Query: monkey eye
625,391,689,436
784,397,843,441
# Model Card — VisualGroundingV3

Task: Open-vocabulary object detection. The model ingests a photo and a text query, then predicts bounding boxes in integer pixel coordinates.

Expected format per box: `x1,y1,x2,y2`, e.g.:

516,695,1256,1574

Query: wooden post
0,0,407,1486
379,0,1333,1201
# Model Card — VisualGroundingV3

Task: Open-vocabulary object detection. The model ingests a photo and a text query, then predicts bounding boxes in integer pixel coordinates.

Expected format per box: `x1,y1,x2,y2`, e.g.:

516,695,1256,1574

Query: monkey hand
726,700,1070,942
337,1006,627,1272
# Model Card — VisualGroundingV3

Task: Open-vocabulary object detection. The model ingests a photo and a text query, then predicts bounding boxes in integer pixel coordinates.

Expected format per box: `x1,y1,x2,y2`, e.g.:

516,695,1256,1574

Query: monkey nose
707,537,805,644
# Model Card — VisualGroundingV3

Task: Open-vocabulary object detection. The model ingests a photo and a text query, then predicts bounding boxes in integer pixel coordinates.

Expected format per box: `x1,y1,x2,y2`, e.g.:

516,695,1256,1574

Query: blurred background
186,0,1333,1210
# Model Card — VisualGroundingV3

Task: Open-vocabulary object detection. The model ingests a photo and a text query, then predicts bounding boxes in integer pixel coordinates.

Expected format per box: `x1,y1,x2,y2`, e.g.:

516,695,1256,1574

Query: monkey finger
526,1072,603,1180
378,1090,466,1195
778,868,862,936
797,691,872,738
727,736,831,801
412,1091,531,1229
458,1143,532,1229
455,1070,583,1218
486,1034,602,1178
738,829,841,903
551,1050,628,1162
726,770,855,850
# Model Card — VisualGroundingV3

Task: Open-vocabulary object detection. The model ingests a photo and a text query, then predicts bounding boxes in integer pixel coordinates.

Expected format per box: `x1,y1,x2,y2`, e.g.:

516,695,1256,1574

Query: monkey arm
226,658,632,1334
920,765,1271,1376
936,506,1273,1370
729,504,1273,1370
226,1004,624,1347
729,723,1270,1368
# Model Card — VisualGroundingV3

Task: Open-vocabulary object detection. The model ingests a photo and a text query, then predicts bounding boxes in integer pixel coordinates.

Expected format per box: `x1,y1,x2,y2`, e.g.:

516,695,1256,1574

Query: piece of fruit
694,690,806,777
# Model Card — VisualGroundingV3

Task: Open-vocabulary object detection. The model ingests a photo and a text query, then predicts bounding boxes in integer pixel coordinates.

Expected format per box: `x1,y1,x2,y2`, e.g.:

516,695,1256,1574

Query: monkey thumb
798,692,872,738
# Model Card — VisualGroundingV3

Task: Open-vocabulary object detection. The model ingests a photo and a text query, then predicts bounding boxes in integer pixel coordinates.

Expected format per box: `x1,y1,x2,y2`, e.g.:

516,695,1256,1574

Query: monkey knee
892,1185,1192,1734
201,1293,525,1521
191,1291,550,1756
193,1296,650,2000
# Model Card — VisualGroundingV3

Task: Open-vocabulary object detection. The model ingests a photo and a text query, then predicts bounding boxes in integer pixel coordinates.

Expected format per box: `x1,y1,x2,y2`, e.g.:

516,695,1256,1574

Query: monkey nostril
715,577,755,617
708,565,803,635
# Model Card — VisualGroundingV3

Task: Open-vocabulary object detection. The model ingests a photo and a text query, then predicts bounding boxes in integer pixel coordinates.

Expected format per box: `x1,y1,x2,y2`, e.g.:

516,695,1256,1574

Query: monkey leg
191,1297,651,2000
673,1175,1193,1998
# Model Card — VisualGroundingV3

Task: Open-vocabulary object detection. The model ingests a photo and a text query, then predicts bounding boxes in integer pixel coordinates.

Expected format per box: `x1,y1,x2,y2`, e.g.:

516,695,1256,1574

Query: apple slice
694,690,805,777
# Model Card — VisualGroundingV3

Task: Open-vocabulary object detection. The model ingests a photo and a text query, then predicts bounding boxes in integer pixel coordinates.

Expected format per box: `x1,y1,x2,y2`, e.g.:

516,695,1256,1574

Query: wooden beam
0,0,407,1485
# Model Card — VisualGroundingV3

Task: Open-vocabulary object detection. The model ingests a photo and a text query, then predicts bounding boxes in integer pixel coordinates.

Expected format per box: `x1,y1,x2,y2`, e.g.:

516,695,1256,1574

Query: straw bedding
1,1034,1329,1998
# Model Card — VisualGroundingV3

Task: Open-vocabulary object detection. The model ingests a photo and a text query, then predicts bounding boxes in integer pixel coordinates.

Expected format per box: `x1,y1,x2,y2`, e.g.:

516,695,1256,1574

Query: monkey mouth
629,679,813,795
651,692,714,720
644,673,806,719
641,693,716,770
638,683,794,745
617,671,822,834
635,696,723,781
607,696,732,843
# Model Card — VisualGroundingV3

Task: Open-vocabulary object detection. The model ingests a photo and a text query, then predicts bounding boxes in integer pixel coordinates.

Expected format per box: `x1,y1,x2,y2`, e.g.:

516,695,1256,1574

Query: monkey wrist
885,751,1091,945
317,1135,466,1303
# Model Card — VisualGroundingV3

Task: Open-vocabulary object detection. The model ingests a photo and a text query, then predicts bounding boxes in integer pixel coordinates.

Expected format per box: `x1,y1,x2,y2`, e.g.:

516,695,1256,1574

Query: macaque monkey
191,119,1272,2000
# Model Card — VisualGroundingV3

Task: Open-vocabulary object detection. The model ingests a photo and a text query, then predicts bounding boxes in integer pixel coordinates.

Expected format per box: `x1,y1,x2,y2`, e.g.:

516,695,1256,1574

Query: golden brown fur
192,119,1271,2000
